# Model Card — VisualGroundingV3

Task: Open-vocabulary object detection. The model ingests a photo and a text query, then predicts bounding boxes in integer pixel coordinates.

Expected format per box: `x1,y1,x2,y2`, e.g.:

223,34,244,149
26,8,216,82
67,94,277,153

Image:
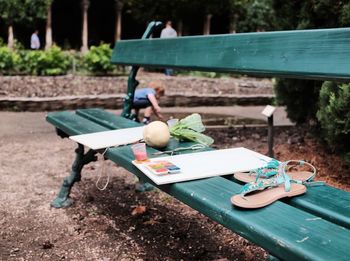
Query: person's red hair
149,81,165,96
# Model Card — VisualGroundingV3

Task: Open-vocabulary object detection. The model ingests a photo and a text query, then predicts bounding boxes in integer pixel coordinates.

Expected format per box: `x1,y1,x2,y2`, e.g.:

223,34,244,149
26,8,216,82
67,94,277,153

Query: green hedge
0,44,118,76
18,50,42,75
36,46,71,76
19,46,71,76
0,45,71,75
275,78,350,165
0,46,20,75
82,44,114,74
317,81,350,164
274,78,322,124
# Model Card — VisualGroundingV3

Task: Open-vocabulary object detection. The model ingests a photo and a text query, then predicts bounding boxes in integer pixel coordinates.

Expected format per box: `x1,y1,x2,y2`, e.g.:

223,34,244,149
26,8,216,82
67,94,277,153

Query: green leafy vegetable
169,113,214,146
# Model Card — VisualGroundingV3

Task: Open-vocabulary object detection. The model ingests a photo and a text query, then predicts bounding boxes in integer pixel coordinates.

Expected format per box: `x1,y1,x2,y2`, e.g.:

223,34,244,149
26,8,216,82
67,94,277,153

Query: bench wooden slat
46,111,107,135
77,108,350,229
289,185,350,229
112,28,350,80
76,109,140,129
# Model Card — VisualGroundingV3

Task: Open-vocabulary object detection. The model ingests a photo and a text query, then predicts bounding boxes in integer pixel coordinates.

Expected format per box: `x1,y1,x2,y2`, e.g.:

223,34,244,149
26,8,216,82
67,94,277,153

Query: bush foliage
18,46,71,76
0,46,20,74
274,79,322,124
272,1,350,164
82,44,114,74
0,44,120,76
19,50,42,75
39,46,71,76
317,82,350,163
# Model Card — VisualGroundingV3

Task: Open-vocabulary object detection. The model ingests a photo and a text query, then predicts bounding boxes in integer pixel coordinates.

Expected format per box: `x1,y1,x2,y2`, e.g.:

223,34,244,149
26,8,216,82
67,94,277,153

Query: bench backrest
112,27,350,81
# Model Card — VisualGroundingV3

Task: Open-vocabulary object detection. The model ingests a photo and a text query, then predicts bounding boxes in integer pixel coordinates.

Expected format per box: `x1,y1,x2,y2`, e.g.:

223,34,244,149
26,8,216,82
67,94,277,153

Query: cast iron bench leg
51,144,97,208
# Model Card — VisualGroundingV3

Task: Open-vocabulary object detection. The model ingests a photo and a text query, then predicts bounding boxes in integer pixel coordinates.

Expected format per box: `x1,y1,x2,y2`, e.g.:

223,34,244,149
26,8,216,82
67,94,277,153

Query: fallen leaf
143,219,160,225
131,206,147,216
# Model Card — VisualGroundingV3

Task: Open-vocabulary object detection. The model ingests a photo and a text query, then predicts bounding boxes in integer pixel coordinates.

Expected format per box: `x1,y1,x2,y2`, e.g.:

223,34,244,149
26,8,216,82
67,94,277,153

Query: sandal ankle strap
238,159,323,197
282,160,317,183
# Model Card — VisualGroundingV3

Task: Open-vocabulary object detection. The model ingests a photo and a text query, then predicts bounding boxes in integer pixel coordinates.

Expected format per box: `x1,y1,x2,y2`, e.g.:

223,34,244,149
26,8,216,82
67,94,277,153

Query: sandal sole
231,183,307,209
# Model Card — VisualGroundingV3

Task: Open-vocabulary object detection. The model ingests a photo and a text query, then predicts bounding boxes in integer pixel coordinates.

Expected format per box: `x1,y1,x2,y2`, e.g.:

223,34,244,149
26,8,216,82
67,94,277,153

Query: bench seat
47,108,350,260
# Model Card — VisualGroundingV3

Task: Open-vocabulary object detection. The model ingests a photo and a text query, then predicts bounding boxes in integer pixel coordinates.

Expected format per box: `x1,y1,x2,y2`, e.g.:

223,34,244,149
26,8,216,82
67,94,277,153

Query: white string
152,143,207,156
95,147,110,191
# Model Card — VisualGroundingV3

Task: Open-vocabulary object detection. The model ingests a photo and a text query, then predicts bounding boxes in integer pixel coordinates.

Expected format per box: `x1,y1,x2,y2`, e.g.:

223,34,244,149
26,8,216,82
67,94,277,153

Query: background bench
47,22,350,260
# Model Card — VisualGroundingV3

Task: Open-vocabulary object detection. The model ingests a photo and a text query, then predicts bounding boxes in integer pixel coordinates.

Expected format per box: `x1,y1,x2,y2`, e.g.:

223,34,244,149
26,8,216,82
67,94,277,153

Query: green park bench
47,22,350,260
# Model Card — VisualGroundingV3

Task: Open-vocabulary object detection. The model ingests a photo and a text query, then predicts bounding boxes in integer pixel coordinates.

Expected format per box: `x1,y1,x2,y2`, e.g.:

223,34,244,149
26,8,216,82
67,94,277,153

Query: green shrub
274,78,322,124
317,81,350,163
0,46,20,75
19,50,42,75
19,46,71,76
69,51,84,74
38,46,71,75
83,44,114,74
13,40,24,51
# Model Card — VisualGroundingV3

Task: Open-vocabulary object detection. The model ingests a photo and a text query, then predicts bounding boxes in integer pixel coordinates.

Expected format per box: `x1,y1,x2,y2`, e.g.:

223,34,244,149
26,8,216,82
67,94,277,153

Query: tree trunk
229,23,236,34
45,4,53,50
7,25,14,49
177,20,183,36
114,0,124,42
81,0,89,53
229,13,239,33
203,14,212,35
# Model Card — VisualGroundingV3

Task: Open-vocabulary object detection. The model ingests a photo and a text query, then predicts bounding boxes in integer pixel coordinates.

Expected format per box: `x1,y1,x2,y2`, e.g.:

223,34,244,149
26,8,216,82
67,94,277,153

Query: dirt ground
0,110,349,261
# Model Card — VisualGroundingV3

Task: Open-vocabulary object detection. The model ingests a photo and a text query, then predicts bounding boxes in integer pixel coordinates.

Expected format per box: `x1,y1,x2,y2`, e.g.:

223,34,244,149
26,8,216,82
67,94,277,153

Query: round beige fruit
143,121,170,148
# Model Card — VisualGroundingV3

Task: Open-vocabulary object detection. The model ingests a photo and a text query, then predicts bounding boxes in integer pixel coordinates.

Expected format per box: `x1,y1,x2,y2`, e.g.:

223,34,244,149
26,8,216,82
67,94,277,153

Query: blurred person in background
160,21,177,76
30,30,40,50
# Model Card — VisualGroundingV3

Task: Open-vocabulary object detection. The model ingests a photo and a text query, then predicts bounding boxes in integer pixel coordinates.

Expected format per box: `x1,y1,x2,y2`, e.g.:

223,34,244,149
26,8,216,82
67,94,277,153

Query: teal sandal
234,159,318,184
231,161,318,208
236,159,279,181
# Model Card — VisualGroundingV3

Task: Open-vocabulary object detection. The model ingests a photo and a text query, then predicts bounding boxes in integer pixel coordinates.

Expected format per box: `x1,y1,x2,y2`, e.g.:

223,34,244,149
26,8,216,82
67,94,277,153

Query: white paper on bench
69,126,145,150
133,147,271,185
